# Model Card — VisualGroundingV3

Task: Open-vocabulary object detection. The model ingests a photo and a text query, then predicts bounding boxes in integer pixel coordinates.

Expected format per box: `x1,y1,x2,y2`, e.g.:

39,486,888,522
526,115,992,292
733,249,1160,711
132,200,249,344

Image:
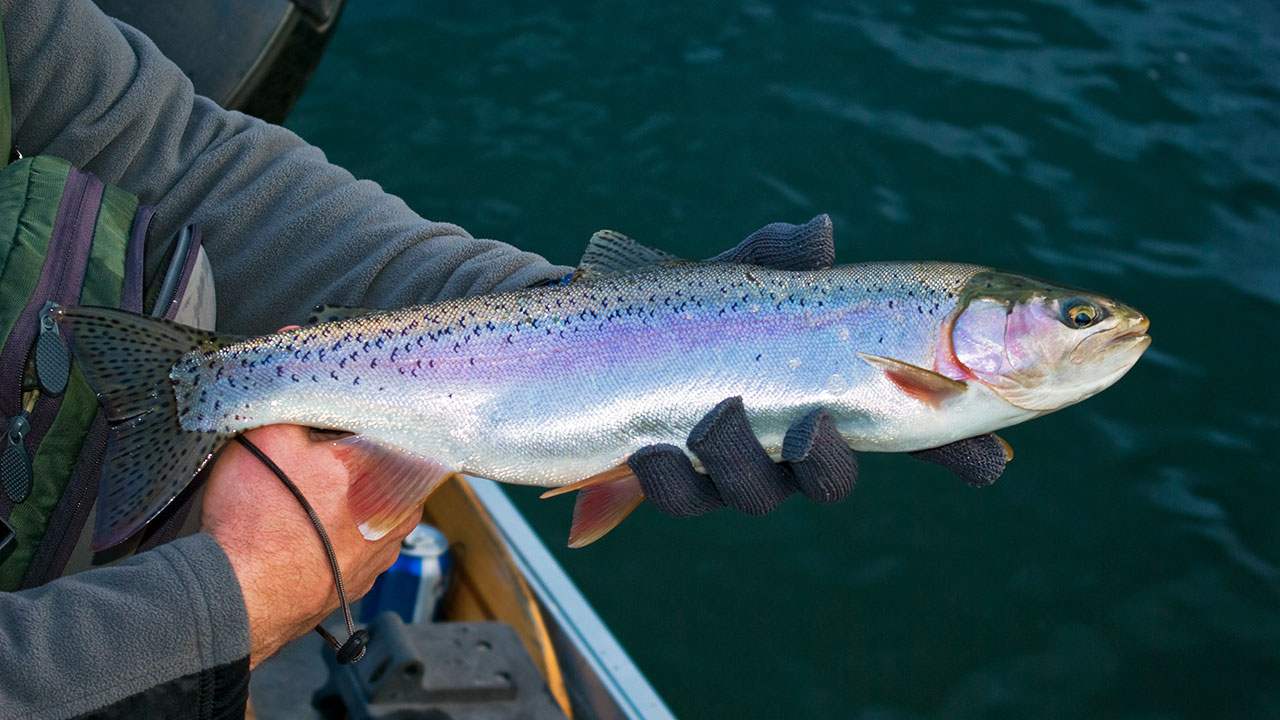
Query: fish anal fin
540,465,635,498
996,434,1014,461
544,465,646,548
857,352,967,409
332,435,456,540
573,230,686,281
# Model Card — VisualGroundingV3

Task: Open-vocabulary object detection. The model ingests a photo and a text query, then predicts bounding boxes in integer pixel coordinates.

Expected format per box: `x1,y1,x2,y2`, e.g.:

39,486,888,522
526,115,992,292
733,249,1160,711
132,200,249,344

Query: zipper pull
1,413,32,503
34,302,70,397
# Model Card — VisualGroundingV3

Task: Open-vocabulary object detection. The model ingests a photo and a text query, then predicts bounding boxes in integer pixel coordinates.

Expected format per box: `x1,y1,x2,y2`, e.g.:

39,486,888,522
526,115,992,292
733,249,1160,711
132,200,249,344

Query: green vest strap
0,9,11,169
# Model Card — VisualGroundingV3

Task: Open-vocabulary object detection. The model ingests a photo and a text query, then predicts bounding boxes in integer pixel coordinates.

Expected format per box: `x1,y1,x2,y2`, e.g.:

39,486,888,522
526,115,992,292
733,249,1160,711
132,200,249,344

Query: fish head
944,271,1150,411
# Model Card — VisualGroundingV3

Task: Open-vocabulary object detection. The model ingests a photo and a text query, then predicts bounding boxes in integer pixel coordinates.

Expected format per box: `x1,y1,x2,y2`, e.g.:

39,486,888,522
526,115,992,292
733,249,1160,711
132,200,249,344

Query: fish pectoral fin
541,465,646,548
573,230,688,281
856,352,968,409
331,435,457,540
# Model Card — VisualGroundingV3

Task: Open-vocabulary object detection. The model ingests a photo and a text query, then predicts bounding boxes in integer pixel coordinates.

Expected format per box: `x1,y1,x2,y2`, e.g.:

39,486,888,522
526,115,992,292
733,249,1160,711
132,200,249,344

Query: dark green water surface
287,2,1280,717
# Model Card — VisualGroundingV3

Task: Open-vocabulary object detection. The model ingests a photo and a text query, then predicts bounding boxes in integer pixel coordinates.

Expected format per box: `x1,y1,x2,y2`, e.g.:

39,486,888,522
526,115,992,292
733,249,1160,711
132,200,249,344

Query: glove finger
628,444,725,517
908,433,1009,488
781,408,858,503
687,397,792,515
710,214,835,271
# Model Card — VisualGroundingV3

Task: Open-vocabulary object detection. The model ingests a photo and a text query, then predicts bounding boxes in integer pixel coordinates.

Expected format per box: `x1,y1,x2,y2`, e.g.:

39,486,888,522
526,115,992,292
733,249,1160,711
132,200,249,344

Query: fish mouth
1069,312,1151,365
1110,332,1152,357
1115,310,1151,341
1111,313,1151,348
1115,330,1150,345
1112,326,1150,347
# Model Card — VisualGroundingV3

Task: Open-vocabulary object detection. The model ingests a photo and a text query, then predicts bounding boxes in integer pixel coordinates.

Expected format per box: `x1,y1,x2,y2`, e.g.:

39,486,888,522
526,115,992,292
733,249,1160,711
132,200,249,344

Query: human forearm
1,0,570,335
0,533,250,718
201,425,413,669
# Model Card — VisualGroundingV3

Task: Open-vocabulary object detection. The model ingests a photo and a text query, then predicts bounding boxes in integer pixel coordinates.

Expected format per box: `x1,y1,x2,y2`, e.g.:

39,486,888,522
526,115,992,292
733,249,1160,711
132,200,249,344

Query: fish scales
55,246,1149,548
170,262,1000,487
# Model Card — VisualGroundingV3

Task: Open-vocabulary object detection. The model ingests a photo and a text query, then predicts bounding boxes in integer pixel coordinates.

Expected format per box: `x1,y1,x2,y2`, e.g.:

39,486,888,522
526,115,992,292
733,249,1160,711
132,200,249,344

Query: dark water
287,2,1280,717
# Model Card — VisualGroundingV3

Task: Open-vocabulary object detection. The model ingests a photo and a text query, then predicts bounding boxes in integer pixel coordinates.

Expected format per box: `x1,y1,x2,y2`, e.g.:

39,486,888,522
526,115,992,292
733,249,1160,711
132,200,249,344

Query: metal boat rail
467,478,675,720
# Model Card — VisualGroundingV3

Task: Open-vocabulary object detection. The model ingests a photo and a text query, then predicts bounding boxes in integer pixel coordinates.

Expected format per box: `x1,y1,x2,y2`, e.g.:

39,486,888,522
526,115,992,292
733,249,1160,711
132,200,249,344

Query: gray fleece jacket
0,0,569,716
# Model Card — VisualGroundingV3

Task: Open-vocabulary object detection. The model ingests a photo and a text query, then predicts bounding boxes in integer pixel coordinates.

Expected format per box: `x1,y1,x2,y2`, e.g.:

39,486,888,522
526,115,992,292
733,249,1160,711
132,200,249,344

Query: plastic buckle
0,515,15,555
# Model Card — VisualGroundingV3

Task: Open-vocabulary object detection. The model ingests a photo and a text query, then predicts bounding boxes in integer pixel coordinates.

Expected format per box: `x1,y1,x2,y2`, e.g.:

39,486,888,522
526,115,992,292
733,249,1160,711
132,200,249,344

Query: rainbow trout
55,232,1150,549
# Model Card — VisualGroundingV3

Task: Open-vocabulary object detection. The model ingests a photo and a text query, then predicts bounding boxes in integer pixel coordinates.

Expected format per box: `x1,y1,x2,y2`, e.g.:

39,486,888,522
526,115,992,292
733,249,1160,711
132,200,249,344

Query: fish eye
1060,299,1099,328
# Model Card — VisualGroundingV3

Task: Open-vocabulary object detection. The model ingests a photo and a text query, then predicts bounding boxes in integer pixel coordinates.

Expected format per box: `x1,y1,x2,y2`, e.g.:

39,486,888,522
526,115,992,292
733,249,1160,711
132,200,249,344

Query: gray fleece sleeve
0,533,250,718
1,0,571,335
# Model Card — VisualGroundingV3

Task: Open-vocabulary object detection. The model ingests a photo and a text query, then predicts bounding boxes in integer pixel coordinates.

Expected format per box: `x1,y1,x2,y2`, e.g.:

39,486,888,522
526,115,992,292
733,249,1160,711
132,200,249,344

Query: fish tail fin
542,465,646,548
53,306,235,551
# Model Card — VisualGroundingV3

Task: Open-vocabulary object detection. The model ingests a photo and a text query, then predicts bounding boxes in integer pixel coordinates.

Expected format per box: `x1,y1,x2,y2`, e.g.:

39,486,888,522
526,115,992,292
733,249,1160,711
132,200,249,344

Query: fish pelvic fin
543,465,646,548
52,306,237,551
573,230,688,281
332,435,456,540
856,352,968,409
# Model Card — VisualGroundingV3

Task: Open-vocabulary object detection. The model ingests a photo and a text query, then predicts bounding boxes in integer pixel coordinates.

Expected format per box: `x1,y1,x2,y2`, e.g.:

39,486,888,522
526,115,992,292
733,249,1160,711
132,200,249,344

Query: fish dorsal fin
574,230,686,281
857,352,968,409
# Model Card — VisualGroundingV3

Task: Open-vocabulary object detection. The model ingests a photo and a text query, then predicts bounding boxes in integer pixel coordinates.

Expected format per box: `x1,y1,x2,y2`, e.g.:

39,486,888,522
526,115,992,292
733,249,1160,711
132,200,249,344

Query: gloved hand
629,215,1009,519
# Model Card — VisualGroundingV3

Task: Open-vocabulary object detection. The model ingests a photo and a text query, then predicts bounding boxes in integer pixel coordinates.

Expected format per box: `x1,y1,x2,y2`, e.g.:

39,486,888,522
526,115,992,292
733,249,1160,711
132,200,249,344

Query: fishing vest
0,11,214,590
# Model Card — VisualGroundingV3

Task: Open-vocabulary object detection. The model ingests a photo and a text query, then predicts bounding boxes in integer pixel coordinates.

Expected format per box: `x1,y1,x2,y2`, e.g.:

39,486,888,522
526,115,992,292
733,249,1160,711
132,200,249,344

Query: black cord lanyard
234,434,369,664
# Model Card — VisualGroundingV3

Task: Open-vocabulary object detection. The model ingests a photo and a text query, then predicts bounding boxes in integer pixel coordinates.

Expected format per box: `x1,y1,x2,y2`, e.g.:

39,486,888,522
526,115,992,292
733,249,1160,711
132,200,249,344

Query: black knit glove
629,215,1009,518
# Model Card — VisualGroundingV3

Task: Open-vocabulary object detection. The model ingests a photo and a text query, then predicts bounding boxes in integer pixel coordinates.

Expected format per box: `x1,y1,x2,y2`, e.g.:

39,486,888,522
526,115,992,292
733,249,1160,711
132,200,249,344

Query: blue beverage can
359,522,452,624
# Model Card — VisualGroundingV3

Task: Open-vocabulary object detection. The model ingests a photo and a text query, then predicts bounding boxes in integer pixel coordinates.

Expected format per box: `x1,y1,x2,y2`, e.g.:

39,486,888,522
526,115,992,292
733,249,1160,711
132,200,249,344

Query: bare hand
201,424,417,667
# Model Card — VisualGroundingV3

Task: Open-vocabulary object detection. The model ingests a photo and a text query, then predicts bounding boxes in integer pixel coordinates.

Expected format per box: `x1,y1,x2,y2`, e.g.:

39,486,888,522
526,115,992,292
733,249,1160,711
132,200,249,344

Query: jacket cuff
153,532,253,667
